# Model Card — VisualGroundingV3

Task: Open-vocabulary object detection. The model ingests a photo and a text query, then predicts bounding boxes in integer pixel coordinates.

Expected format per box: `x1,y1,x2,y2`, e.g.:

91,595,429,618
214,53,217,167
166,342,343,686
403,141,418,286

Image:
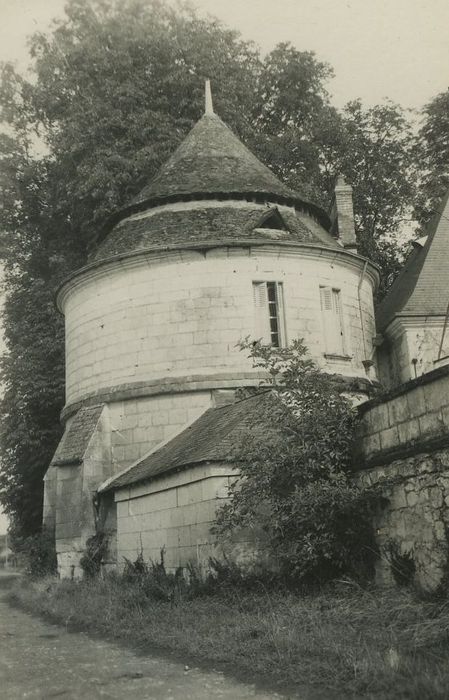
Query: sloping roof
92,204,340,261
131,113,296,207
377,189,449,332
101,392,271,491
51,405,104,466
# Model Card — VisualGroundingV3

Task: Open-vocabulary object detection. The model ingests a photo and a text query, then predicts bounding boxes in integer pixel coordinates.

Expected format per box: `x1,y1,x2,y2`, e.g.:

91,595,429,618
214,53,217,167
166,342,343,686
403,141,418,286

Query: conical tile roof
377,189,449,331
131,112,296,207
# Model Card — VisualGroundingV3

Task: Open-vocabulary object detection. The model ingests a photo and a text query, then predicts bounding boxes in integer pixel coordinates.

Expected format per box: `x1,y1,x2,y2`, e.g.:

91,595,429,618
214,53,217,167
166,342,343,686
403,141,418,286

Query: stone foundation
357,449,449,591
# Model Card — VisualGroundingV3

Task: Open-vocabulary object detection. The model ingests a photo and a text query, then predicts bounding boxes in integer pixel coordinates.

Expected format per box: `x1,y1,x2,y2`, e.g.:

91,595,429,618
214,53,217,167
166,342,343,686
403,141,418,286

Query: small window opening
253,281,286,347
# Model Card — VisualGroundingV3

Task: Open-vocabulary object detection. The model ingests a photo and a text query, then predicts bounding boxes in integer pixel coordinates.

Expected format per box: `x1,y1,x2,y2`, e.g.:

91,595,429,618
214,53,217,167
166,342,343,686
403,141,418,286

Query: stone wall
59,245,376,408
114,464,235,570
52,407,113,578
357,364,449,468
358,450,449,591
357,364,449,590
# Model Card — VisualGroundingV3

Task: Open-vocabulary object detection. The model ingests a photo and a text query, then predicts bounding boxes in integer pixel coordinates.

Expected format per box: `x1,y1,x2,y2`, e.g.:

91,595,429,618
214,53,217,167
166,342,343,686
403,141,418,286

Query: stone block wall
52,407,114,578
114,464,235,570
59,245,376,408
107,391,214,470
357,365,449,468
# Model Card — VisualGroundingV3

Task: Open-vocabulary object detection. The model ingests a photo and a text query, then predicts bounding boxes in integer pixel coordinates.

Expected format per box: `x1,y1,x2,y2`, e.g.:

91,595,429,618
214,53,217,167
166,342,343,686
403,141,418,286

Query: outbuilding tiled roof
51,405,104,467
377,190,449,332
100,392,271,491
92,204,340,261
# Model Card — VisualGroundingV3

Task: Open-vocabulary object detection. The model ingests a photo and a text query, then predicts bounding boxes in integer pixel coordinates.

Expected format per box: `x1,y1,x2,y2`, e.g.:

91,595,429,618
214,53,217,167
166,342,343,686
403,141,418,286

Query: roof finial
205,79,214,115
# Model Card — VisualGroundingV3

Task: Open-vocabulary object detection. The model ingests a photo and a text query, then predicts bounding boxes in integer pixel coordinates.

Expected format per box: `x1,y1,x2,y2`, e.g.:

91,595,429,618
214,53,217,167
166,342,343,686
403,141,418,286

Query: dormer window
255,208,289,232
253,281,286,347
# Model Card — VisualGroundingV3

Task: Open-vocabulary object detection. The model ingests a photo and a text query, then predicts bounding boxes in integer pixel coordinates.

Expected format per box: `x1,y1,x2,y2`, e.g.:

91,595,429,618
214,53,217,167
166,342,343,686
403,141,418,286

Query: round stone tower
45,84,379,576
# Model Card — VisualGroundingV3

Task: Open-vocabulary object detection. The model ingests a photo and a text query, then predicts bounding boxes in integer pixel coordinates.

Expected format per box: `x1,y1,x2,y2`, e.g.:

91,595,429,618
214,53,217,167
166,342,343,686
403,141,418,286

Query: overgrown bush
215,339,378,585
80,532,109,578
17,529,57,578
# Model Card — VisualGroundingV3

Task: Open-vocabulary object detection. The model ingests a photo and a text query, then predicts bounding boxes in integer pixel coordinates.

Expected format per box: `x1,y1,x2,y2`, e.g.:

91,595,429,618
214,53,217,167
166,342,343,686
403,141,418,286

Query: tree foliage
0,0,420,537
215,340,377,584
414,89,449,226
336,100,417,298
0,0,260,538
249,49,417,298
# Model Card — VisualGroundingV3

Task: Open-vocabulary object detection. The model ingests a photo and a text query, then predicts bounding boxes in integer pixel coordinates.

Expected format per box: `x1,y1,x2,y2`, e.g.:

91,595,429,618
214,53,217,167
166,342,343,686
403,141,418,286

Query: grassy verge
9,574,449,699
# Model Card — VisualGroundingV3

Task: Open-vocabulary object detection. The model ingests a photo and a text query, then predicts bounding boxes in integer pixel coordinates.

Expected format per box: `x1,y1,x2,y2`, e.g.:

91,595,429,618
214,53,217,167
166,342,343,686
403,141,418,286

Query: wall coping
358,362,449,416
355,432,449,471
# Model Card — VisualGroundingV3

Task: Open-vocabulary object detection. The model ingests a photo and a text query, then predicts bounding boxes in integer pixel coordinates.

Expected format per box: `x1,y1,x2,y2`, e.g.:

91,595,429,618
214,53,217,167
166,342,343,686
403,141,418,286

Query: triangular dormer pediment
254,207,289,232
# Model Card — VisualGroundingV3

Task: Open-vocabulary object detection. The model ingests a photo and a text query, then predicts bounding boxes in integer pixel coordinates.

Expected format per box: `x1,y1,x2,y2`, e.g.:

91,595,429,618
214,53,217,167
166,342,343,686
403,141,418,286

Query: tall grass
10,573,449,699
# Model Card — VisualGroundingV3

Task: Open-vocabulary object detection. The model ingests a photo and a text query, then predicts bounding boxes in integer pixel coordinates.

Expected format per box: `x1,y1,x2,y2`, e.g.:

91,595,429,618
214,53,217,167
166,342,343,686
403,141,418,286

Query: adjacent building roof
377,190,449,332
51,405,104,466
100,392,271,491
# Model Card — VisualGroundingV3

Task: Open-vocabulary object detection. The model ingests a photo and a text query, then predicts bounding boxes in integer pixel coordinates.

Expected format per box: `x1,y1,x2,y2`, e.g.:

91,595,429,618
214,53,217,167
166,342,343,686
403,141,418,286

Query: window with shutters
319,286,346,356
252,281,286,347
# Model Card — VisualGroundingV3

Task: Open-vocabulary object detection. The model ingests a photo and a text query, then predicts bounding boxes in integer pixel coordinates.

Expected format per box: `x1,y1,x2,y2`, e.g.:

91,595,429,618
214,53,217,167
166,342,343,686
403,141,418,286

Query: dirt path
0,577,296,700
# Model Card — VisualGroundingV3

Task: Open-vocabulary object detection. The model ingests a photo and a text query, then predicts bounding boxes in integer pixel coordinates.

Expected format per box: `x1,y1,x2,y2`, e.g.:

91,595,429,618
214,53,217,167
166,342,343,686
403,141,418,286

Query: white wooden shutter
332,289,344,354
320,286,344,354
276,283,286,346
253,282,271,343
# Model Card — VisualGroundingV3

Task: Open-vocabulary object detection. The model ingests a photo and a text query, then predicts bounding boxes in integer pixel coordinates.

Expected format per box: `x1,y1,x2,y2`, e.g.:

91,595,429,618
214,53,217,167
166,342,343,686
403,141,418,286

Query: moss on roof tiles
131,114,295,206
92,204,339,261
101,392,272,491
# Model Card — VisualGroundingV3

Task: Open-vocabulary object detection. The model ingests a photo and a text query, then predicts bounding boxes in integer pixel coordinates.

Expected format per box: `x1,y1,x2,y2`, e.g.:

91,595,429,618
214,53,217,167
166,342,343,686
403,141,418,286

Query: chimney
330,176,357,252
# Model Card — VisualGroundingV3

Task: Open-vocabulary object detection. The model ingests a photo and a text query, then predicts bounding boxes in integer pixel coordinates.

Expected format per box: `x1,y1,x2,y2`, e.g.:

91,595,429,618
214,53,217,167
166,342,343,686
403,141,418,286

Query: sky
0,0,448,111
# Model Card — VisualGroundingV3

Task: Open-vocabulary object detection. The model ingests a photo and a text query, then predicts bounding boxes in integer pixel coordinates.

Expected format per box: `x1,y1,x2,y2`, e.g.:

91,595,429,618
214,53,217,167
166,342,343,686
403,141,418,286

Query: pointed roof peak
129,106,297,208
205,79,214,116
377,188,449,331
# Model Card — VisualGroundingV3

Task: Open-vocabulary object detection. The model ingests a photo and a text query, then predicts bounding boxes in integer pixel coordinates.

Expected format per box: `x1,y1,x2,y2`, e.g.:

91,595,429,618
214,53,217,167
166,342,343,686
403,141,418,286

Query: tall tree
337,100,417,298
414,89,449,226
250,43,345,204
0,0,261,539
249,48,417,298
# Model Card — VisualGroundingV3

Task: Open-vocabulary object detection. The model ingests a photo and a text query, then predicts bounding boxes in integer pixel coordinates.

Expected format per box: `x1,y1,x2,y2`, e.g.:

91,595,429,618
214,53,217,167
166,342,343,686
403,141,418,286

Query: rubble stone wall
357,365,449,590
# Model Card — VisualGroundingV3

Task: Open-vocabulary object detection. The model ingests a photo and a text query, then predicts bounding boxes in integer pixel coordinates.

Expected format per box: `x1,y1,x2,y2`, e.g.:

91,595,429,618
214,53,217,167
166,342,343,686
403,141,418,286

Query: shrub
17,529,57,578
215,339,378,585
